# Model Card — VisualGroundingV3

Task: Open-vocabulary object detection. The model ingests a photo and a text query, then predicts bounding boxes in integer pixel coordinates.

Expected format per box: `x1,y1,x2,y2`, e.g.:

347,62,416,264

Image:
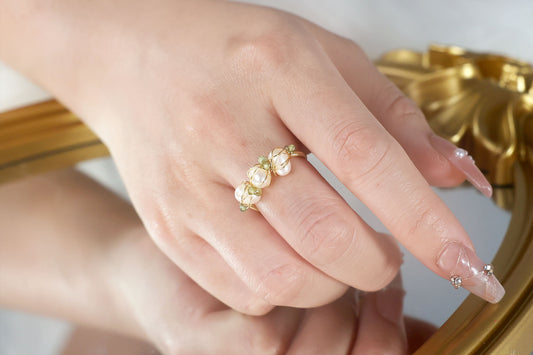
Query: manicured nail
429,134,493,198
375,273,405,324
436,242,505,303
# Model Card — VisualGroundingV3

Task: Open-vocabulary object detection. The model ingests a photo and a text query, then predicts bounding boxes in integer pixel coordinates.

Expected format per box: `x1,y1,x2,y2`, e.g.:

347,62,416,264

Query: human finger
304,24,492,195
270,35,505,303
404,316,438,354
351,274,407,355
194,307,302,355
286,289,357,355
146,224,274,316
220,146,402,292
183,183,349,311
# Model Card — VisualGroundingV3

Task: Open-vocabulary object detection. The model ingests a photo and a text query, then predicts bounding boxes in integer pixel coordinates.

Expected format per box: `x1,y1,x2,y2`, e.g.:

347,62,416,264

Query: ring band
235,144,305,211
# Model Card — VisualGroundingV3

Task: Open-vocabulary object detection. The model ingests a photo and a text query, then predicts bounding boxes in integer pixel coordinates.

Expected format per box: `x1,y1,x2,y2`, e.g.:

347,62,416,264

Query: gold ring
235,144,305,211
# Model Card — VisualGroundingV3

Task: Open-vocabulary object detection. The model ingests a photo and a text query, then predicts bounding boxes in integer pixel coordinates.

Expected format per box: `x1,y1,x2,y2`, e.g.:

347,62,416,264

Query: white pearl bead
268,148,291,176
247,165,271,188
234,181,261,205
275,161,291,176
234,182,245,202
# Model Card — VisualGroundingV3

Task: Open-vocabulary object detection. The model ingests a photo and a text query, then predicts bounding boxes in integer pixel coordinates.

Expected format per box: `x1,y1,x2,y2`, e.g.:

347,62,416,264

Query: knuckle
242,297,275,316
255,263,306,306
379,82,424,125
333,121,393,182
228,31,294,74
141,201,181,246
340,37,365,57
297,205,356,266
363,262,400,292
226,12,304,77
404,203,443,242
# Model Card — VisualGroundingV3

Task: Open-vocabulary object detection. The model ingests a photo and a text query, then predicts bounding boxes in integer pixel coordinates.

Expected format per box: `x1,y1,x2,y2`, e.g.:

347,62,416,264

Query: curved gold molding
0,100,108,184
0,44,532,353
377,44,533,353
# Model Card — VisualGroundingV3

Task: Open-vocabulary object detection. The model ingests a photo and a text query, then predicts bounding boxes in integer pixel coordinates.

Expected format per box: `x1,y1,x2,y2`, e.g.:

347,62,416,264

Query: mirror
2,44,531,353
0,43,533,351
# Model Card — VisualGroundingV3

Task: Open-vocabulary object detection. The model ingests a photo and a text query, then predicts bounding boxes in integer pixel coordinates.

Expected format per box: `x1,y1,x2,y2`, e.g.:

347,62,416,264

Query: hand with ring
0,0,504,314
0,169,436,354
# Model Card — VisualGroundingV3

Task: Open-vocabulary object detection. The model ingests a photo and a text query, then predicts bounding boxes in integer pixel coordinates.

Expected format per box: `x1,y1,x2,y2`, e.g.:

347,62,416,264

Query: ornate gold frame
1,45,532,353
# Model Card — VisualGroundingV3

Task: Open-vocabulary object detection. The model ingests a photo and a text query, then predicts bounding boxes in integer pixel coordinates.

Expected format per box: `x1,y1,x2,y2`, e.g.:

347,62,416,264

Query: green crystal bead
285,144,296,153
247,186,262,196
258,156,271,170
240,204,249,212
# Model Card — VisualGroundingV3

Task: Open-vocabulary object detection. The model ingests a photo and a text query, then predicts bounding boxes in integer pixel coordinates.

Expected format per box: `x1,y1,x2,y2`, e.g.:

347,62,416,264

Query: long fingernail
436,242,505,303
429,134,493,198
375,273,405,324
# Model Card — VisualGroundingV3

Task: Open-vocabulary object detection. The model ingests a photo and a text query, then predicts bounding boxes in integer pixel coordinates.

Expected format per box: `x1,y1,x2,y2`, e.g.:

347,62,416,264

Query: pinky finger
351,274,407,355
286,290,357,355
154,228,274,316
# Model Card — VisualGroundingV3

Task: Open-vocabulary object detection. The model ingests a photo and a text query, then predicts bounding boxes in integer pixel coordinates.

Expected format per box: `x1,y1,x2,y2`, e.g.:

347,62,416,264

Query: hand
0,0,504,313
111,228,436,354
0,169,435,355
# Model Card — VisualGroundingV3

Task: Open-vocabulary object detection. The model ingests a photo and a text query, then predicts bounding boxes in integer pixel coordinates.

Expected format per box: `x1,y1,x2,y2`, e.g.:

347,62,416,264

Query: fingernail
429,134,493,198
375,273,405,324
436,242,505,303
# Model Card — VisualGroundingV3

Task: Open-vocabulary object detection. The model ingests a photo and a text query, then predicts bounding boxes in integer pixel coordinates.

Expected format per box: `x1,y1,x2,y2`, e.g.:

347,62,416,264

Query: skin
0,169,436,354
0,0,493,314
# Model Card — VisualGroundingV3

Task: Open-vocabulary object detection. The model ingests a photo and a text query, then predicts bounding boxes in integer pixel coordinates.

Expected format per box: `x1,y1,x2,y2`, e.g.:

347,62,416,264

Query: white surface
0,0,521,353
0,310,71,355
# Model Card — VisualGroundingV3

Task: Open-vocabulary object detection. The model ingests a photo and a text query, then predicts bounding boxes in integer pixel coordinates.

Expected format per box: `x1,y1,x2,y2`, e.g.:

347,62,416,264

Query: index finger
269,42,504,303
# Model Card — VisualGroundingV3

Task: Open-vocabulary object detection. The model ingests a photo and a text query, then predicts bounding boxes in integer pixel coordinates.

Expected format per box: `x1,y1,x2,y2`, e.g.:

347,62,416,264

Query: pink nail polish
429,134,493,198
437,242,505,304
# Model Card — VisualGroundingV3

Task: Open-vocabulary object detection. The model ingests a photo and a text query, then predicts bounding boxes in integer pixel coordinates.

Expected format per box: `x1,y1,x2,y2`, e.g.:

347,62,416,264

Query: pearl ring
234,144,305,211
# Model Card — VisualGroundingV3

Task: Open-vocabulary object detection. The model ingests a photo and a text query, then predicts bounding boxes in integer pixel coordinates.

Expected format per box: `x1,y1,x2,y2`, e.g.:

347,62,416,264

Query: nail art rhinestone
450,275,462,289
454,148,469,159
483,264,494,276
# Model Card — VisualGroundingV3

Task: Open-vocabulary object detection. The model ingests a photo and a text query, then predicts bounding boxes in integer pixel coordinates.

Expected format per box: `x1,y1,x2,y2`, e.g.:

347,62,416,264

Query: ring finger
217,118,402,293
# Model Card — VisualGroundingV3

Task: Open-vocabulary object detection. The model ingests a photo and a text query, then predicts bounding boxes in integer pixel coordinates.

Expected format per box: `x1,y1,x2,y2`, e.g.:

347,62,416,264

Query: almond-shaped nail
429,134,493,198
436,242,505,303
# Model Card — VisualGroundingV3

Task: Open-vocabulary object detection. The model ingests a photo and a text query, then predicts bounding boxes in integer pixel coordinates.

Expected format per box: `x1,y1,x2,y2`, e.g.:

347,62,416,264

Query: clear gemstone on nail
450,275,463,289
454,148,469,158
437,242,505,303
483,264,494,276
